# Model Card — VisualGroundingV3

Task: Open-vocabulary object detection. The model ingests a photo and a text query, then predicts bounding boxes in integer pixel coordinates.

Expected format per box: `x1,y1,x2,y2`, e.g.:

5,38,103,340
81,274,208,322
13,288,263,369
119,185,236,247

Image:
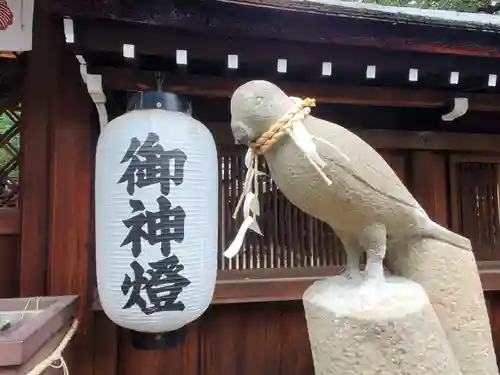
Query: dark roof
218,0,500,33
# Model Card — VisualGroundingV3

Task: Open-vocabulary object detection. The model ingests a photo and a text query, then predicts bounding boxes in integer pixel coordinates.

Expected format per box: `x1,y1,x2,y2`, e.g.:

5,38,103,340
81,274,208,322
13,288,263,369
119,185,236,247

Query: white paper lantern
95,92,218,348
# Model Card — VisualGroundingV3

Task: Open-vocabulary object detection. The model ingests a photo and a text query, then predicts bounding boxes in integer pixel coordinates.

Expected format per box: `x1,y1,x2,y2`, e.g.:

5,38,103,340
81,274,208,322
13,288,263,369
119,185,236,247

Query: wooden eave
64,16,500,114
43,0,500,58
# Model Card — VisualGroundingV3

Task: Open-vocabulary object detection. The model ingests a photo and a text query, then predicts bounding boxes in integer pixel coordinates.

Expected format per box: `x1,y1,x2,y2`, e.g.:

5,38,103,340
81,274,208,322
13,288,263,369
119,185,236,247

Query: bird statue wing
306,117,423,211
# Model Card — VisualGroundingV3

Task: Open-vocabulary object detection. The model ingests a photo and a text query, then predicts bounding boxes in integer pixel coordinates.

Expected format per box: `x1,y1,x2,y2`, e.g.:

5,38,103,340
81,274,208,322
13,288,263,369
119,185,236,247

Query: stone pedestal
386,238,498,375
303,276,461,375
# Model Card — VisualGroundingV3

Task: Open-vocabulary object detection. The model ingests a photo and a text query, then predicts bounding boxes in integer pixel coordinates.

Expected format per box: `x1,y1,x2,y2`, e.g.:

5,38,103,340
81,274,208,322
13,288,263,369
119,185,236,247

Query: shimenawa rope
249,97,316,155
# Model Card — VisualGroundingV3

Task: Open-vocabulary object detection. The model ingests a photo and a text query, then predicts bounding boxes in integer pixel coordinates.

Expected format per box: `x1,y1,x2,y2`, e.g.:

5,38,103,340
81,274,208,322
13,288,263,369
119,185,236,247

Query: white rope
21,296,41,320
49,357,69,375
25,319,79,375
1,296,42,332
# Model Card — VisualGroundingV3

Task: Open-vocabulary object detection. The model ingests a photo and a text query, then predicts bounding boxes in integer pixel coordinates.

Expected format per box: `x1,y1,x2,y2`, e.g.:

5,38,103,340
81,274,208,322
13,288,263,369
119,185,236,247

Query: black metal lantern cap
127,91,192,115
130,327,187,350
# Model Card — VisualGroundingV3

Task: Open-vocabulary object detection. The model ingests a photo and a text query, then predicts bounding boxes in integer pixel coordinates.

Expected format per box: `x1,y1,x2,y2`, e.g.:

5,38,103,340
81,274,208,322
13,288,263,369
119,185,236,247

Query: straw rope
249,97,316,155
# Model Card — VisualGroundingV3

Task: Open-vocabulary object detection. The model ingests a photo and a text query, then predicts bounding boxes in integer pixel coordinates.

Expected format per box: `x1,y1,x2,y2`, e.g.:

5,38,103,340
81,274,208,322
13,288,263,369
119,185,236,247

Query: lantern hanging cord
154,72,165,92
25,319,79,375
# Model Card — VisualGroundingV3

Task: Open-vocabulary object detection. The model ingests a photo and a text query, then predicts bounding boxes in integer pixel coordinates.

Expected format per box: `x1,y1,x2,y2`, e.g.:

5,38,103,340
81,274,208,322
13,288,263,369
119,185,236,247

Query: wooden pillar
21,8,95,310
410,151,449,228
46,32,94,306
19,11,61,297
46,38,96,375
21,10,97,375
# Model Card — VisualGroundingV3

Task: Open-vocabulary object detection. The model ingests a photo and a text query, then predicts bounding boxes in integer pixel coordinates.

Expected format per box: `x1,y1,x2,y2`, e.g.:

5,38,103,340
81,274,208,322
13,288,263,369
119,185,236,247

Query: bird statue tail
420,219,472,251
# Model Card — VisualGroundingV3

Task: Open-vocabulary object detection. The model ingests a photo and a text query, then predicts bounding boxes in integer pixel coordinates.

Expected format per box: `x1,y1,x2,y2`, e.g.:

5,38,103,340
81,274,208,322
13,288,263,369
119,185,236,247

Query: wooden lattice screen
218,148,345,270
217,148,409,271
451,158,500,261
0,102,21,208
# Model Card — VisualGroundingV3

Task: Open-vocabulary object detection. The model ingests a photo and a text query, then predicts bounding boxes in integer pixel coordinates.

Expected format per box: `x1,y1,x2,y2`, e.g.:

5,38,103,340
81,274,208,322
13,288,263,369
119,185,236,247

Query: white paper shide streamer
223,148,263,259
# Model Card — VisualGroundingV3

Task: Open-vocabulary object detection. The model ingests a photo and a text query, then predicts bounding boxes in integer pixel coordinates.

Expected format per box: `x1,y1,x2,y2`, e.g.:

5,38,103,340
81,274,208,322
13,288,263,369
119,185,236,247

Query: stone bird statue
229,80,471,282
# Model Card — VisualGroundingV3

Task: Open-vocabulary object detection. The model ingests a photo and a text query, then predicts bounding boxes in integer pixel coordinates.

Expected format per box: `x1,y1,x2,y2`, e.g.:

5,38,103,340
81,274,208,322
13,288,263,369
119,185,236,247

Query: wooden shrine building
3,0,500,374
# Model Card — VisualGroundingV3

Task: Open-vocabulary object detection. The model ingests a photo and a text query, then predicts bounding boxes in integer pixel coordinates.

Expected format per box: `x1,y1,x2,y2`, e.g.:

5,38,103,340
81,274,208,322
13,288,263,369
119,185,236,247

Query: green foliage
0,112,20,179
364,0,492,12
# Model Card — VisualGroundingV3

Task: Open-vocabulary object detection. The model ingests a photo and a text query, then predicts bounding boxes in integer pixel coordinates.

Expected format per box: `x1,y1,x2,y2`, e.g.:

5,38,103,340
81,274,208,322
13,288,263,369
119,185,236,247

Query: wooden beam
211,123,500,153
479,262,500,291
44,0,500,58
356,130,500,152
0,208,19,235
92,264,500,307
213,277,323,304
215,267,500,302
214,267,341,304
73,20,500,76
101,68,500,112
91,267,343,308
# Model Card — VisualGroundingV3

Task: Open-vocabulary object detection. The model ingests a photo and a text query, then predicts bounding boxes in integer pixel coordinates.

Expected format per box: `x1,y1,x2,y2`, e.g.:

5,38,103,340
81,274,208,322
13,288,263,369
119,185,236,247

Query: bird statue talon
340,268,362,282
362,271,386,286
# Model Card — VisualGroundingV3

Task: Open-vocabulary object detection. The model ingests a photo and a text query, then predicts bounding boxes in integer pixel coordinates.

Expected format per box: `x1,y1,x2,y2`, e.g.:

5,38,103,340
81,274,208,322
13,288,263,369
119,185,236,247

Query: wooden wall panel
411,151,449,227
378,150,408,186
92,302,314,375
91,296,500,375
93,312,118,375
0,234,19,298
448,157,500,261
118,324,199,375
90,292,500,375
486,292,500,366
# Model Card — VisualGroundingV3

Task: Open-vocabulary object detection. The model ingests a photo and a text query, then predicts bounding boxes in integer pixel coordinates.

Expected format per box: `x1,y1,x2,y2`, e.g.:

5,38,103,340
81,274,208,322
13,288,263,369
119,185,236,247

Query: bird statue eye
254,96,264,106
